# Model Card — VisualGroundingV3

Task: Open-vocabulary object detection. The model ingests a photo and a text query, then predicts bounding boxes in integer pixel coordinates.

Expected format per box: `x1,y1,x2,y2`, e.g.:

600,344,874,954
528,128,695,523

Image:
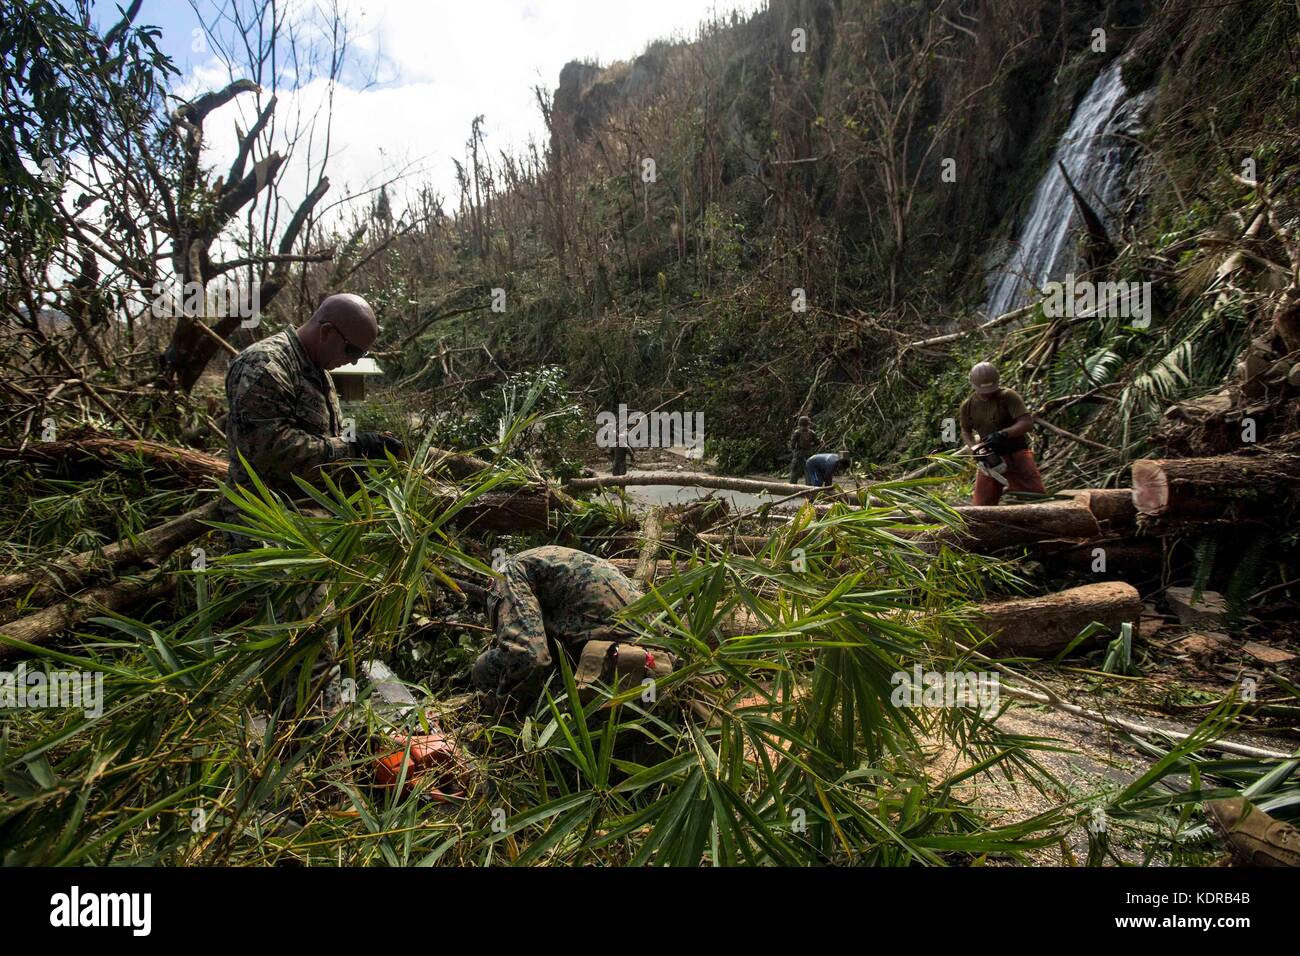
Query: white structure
329,356,384,401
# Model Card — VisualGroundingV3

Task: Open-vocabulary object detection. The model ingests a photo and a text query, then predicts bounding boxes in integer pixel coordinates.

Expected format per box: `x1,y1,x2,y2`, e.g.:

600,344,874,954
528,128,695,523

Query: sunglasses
325,322,369,361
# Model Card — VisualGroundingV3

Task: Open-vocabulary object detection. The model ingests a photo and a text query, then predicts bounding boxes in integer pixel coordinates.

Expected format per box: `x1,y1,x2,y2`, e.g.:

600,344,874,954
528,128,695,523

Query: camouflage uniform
224,329,351,719
472,546,643,704
789,422,818,483
224,329,350,513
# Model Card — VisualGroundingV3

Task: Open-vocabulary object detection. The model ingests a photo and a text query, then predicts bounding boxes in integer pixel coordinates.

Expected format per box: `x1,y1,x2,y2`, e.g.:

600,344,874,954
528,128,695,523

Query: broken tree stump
971,581,1142,657
1059,488,1137,531
1131,453,1300,520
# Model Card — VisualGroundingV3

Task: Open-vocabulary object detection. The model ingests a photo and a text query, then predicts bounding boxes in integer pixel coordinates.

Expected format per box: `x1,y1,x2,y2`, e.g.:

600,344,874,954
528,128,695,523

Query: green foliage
1224,538,1266,631
709,435,766,474
0,1,174,254
428,366,588,478
1099,686,1300,865
1191,536,1216,603
0,452,1090,866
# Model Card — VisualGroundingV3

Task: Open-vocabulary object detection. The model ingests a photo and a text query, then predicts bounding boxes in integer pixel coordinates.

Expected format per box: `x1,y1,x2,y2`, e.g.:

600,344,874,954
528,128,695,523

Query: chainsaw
976,452,1008,486
974,434,1010,486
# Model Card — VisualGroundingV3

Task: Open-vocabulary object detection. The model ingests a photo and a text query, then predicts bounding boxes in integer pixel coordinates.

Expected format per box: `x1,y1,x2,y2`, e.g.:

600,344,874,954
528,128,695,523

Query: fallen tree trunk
1131,453,1300,519
1059,488,1137,530
741,499,1102,552
2,437,554,531
902,302,1036,351
563,471,856,501
0,437,228,484
2,436,494,487
0,500,221,601
451,487,573,533
945,500,1101,550
0,575,177,659
971,581,1142,657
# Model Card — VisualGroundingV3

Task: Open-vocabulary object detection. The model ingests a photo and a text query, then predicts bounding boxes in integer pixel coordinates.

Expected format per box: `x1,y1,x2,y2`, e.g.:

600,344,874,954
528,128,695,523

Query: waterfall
984,58,1151,319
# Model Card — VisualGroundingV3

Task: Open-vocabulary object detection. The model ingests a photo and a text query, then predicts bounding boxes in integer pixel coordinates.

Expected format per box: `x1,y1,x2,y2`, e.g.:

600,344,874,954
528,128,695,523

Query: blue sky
90,1,205,71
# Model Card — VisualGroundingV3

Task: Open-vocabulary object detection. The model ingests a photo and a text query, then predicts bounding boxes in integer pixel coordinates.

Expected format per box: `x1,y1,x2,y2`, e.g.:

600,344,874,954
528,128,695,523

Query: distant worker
959,361,1045,506
472,546,673,712
788,415,818,483
611,411,643,477
804,449,851,487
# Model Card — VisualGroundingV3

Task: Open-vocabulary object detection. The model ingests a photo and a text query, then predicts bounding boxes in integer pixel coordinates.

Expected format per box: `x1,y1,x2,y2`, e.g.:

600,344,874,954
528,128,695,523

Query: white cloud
170,0,767,230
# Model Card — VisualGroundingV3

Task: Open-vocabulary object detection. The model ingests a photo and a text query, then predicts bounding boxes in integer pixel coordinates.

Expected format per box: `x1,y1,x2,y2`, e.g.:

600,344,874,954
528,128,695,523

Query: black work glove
352,430,406,459
983,430,1011,455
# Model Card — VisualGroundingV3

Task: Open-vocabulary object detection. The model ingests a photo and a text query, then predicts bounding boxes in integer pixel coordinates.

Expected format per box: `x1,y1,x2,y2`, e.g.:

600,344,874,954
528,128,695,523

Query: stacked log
971,582,1142,657
945,500,1100,549
1131,453,1300,520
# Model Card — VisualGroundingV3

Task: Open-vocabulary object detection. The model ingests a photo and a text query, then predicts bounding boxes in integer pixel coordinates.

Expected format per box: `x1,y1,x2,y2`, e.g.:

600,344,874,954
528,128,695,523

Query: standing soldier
472,546,673,712
958,361,1046,506
610,411,643,477
223,292,402,720
788,415,818,483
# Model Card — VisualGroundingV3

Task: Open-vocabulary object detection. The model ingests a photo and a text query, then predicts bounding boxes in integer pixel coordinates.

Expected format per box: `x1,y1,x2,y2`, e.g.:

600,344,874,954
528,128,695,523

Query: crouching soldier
471,546,675,712
223,293,403,722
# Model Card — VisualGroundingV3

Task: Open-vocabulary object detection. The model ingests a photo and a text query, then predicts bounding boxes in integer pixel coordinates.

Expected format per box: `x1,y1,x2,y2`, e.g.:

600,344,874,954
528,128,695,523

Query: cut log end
1130,460,1169,515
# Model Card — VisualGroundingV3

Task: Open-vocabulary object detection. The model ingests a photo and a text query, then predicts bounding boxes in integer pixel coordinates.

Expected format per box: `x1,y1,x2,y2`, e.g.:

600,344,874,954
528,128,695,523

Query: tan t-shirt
960,388,1030,450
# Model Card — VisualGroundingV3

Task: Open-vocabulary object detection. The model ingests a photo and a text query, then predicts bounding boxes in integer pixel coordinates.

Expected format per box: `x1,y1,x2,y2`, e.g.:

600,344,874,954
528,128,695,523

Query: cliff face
546,0,1157,312
465,0,1298,475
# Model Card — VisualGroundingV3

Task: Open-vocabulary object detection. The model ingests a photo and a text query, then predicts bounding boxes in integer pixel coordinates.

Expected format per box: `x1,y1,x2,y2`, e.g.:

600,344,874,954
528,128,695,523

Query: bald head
298,293,378,370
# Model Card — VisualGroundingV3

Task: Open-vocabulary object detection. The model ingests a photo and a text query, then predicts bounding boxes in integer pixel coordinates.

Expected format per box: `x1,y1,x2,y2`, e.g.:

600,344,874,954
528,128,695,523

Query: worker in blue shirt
804,450,851,487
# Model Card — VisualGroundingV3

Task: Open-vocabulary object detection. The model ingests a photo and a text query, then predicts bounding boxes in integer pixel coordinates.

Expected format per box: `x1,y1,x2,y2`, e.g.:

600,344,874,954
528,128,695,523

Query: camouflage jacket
789,425,817,452
472,546,643,701
223,330,349,505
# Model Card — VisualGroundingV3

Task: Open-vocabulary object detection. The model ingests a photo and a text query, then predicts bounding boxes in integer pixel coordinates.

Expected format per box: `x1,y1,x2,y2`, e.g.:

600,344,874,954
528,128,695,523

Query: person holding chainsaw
959,361,1046,506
